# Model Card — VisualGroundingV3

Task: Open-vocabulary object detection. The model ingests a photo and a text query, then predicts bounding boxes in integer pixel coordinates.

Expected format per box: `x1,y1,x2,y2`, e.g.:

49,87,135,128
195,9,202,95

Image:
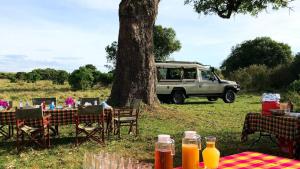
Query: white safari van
156,61,240,104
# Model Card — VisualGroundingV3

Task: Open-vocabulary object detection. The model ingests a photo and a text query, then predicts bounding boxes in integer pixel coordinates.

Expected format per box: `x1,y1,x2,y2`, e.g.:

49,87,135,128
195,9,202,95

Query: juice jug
182,131,201,169
155,134,175,169
202,136,220,169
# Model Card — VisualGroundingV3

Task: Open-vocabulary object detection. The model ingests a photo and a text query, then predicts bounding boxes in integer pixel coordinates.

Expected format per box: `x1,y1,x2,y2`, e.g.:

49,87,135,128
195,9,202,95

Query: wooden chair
113,99,142,138
15,107,50,152
32,98,56,106
0,101,13,140
76,105,105,146
32,98,58,136
79,98,100,106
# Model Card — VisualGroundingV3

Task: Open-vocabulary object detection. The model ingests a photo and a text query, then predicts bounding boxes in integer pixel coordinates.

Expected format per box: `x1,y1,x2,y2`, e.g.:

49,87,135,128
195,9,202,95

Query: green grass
0,79,290,168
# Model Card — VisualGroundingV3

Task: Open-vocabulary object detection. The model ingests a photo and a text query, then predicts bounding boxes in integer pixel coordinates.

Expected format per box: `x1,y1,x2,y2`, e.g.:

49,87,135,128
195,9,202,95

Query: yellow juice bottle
182,131,201,169
202,136,220,169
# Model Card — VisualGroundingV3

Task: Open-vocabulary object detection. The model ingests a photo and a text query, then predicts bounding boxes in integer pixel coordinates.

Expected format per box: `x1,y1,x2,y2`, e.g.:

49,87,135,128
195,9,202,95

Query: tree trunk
109,0,160,107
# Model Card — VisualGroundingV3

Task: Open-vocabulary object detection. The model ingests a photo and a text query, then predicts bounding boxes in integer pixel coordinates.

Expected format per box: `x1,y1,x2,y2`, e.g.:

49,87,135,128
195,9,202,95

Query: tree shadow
184,101,214,105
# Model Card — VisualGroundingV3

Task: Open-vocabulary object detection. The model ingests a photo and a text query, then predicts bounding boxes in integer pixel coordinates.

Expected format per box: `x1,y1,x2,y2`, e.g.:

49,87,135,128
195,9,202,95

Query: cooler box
262,101,280,116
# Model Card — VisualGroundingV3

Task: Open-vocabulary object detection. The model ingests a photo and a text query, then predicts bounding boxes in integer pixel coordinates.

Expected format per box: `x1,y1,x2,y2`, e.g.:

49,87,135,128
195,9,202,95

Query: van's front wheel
223,89,236,103
171,90,185,104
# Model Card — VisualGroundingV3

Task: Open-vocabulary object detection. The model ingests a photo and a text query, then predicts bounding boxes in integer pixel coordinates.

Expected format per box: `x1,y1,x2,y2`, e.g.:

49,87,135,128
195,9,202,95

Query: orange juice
202,141,220,169
182,144,199,169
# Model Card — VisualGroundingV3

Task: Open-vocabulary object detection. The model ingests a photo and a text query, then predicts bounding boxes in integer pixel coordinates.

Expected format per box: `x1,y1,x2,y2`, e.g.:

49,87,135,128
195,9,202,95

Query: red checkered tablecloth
175,151,300,169
0,108,112,126
242,113,300,141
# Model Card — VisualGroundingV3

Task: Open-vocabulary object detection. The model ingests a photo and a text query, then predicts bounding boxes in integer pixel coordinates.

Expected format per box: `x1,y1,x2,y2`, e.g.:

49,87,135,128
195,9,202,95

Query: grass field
0,79,292,169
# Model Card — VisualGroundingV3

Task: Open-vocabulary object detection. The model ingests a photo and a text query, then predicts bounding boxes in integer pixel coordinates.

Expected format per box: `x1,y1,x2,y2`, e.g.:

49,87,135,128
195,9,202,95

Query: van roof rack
156,61,212,67
156,60,204,65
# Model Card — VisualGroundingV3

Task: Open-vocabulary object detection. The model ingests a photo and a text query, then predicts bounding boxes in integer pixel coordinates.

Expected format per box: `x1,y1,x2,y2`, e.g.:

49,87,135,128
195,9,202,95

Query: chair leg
47,126,50,148
128,123,133,134
76,127,78,146
118,123,121,139
55,125,59,136
102,128,105,144
135,121,138,136
16,128,20,152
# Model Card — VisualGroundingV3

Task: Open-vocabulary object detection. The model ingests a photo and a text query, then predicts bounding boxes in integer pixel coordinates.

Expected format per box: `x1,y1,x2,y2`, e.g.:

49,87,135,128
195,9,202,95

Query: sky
0,0,300,72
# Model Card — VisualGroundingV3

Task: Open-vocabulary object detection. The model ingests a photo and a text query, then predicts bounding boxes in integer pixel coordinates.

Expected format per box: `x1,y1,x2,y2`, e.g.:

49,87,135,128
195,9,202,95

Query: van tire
223,89,236,103
171,90,185,104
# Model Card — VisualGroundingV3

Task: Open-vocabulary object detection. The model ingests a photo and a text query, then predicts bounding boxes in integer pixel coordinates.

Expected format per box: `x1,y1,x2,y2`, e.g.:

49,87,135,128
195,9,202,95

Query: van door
182,68,199,94
198,70,220,94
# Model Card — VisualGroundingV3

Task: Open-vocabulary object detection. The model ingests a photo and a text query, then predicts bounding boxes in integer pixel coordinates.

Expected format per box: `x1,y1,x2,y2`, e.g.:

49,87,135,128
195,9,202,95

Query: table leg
250,132,277,148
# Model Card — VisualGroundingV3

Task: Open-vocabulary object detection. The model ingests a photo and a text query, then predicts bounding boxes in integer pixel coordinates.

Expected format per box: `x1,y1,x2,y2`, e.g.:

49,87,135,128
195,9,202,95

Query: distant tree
26,71,41,83
105,42,118,69
154,25,181,61
105,25,181,69
15,72,27,81
221,37,293,75
52,70,69,85
85,64,97,72
68,67,94,90
93,71,114,86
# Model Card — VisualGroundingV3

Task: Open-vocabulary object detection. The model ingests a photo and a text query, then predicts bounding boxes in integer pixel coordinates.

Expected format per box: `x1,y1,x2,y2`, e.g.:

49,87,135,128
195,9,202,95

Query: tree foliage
221,37,293,74
13,68,69,85
105,25,181,69
52,70,69,85
68,64,113,90
153,25,181,61
185,0,291,19
68,67,94,90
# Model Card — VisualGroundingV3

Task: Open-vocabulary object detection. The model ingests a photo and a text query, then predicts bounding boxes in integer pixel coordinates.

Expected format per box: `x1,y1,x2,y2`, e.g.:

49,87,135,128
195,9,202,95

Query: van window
166,68,182,80
183,68,197,79
201,70,215,81
157,68,167,81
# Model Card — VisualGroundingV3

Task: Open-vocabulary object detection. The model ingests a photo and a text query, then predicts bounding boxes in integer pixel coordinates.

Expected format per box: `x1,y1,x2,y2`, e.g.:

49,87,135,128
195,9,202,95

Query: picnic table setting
1,93,300,169
242,93,300,158
0,97,142,151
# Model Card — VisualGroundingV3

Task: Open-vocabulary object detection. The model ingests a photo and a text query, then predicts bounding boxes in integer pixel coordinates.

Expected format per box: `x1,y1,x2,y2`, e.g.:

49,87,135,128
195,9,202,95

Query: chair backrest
32,98,56,106
80,98,100,106
15,107,43,120
78,105,104,115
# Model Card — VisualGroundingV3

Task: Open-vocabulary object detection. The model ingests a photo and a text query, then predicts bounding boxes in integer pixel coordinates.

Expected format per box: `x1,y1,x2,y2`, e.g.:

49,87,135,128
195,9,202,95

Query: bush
51,70,69,85
68,67,94,90
221,37,293,75
25,71,41,83
7,74,17,83
268,64,296,89
288,80,300,93
94,71,113,86
15,72,27,81
228,65,270,91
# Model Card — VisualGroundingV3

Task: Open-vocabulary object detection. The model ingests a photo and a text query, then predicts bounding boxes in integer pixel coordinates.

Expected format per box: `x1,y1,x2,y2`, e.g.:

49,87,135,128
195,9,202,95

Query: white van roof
155,61,208,70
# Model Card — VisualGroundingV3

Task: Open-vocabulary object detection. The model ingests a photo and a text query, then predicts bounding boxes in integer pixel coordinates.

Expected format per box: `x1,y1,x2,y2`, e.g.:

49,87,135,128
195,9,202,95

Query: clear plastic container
182,131,201,169
202,136,220,169
155,134,175,169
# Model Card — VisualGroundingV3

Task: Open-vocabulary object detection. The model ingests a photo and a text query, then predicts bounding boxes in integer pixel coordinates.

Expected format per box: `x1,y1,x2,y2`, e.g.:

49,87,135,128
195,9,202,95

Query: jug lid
158,134,171,143
184,131,197,139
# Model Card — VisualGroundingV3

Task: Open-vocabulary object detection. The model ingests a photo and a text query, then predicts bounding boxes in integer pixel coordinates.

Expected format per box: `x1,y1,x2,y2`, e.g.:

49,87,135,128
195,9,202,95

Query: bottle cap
205,136,216,142
184,131,197,139
158,134,171,143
